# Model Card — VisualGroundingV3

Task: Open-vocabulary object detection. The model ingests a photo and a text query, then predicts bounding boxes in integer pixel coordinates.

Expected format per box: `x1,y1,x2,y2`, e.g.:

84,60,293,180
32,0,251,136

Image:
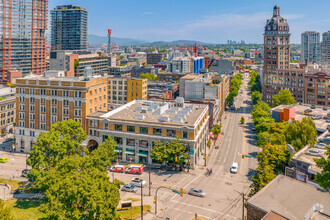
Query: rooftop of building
181,74,198,80
89,98,208,127
54,5,86,11
247,175,330,220
0,87,15,97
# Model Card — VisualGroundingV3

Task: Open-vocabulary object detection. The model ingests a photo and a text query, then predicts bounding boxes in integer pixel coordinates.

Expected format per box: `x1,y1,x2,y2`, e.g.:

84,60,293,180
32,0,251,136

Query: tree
211,124,222,144
314,145,330,191
240,116,245,125
207,139,212,149
150,139,189,165
250,164,276,195
272,90,297,106
139,72,158,81
27,119,87,183
255,117,274,133
284,117,317,151
0,200,13,220
251,91,262,105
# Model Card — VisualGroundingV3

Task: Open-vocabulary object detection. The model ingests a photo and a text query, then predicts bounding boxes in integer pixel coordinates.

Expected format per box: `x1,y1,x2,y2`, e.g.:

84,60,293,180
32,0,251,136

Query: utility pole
25,153,27,170
141,184,143,220
148,163,151,196
204,139,207,167
235,190,246,220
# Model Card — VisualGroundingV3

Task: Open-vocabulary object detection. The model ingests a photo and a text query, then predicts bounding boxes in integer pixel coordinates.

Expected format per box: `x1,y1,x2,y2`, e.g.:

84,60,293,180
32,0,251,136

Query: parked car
188,188,206,197
323,107,328,111
231,104,236,110
126,165,143,174
311,105,316,109
305,150,322,157
130,179,146,188
326,118,330,123
314,143,327,149
230,162,238,174
319,137,330,144
0,157,8,163
21,169,30,177
311,115,321,120
3,138,13,143
121,184,138,193
251,126,256,131
304,109,312,113
110,165,126,173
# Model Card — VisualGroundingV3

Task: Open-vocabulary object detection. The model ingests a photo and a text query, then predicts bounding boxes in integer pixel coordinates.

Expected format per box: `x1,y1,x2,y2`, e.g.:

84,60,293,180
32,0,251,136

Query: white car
130,178,146,187
314,143,327,149
230,162,238,174
188,188,206,197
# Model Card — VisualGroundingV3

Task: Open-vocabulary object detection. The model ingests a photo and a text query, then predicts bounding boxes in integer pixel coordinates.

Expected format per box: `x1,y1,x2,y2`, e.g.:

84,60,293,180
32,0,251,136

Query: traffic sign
172,190,180,194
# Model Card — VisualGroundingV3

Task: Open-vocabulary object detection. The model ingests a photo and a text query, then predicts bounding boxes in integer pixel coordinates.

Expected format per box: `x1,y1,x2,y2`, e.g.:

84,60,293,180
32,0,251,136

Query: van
110,165,126,173
126,165,143,174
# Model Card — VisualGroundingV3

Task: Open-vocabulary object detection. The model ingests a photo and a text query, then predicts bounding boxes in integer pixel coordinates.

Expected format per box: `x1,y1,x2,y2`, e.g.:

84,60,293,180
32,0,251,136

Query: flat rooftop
95,99,208,127
293,147,328,173
248,175,330,219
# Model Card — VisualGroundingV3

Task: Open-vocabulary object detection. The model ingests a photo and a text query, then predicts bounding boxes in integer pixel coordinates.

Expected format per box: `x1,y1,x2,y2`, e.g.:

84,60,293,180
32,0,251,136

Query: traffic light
180,188,183,197
153,196,156,204
242,154,245,159
175,156,177,162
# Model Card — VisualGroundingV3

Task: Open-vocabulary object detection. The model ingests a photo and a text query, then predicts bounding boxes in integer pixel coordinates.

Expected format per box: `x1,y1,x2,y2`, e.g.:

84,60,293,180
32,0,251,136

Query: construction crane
107,29,112,54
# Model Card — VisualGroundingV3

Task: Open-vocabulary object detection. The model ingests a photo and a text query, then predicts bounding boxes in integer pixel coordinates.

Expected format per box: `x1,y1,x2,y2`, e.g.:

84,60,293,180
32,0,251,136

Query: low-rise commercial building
108,77,147,104
147,81,179,100
209,59,235,74
304,70,329,106
147,53,163,65
0,87,16,138
168,57,191,73
14,71,108,152
158,72,187,82
85,98,209,166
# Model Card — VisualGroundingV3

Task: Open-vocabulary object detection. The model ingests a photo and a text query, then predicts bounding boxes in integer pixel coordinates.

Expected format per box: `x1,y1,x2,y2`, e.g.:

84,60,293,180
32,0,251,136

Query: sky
48,0,330,44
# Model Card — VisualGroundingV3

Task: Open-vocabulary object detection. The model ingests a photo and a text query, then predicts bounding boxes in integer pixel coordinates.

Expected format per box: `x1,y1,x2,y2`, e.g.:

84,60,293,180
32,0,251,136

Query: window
19,112,25,119
41,106,46,113
19,96,25,102
89,120,98,127
52,107,57,114
51,116,57,123
90,90,92,96
29,122,35,129
19,120,25,127
126,138,135,146
63,108,69,115
140,127,148,134
74,100,82,107
63,90,69,97
167,129,176,137
74,91,82,98
183,131,188,139
63,117,69,121
51,90,58,96
30,105,35,112
40,98,46,104
19,104,25,111
115,124,122,131
113,137,123,145
139,140,148,148
40,114,46,121
30,97,35,103
63,100,69,106
51,99,57,105
40,123,46,130
30,131,35,137
40,89,46,95
104,123,108,129
19,88,25,94
74,109,81,116
89,129,97,136
127,125,135,132
29,114,35,120
153,128,162,135
30,88,35,94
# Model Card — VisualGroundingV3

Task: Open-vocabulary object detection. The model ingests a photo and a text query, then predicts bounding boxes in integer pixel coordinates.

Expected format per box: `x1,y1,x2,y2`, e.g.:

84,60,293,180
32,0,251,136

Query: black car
305,109,312,113
311,105,316,109
21,169,30,177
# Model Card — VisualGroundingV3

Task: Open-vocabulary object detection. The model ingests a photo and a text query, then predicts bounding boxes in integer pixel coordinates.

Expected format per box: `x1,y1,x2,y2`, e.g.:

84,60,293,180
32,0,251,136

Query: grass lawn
0,178,21,191
126,197,140,202
5,198,46,220
118,205,151,220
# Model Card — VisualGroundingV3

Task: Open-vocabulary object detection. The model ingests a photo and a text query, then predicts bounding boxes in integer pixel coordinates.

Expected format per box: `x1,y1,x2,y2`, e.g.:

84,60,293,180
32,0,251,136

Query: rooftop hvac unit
172,117,183,123
177,114,186,119
135,106,142,112
134,114,145,120
168,108,178,114
141,109,147,113
158,116,169,122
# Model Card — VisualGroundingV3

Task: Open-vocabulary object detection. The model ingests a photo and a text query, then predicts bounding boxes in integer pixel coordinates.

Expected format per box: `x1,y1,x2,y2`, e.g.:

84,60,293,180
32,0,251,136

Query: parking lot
294,105,330,132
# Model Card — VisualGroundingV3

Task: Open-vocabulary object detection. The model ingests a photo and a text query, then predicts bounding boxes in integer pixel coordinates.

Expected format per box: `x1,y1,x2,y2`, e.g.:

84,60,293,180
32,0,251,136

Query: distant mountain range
88,35,214,47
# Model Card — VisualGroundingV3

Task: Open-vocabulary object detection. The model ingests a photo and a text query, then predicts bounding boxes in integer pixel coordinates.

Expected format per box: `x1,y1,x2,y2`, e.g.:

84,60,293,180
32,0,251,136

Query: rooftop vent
135,106,142,112
172,117,183,123
134,114,145,120
158,116,169,122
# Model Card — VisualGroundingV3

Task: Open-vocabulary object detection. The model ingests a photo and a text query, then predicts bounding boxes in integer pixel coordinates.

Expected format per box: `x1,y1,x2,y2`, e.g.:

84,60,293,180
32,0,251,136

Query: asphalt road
116,73,260,220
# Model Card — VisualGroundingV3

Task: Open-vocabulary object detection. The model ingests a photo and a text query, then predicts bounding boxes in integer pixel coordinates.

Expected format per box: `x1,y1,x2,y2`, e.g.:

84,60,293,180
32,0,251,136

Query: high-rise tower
0,0,48,79
51,5,88,51
301,31,321,64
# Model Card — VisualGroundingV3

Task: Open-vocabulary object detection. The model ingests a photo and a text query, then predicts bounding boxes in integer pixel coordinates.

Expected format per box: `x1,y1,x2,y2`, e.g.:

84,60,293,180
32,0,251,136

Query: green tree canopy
139,72,158,81
150,139,189,165
272,90,297,106
240,116,245,125
314,145,330,191
284,117,317,151
251,91,262,105
0,200,13,220
226,74,243,107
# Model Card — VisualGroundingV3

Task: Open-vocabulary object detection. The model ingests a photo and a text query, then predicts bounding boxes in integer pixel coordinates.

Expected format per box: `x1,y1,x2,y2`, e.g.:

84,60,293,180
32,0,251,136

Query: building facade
146,53,162,65
321,31,330,67
85,98,209,167
168,58,191,73
301,31,321,64
262,5,305,104
108,77,147,104
0,87,16,138
14,71,108,152
51,5,88,51
304,71,329,106
0,0,48,79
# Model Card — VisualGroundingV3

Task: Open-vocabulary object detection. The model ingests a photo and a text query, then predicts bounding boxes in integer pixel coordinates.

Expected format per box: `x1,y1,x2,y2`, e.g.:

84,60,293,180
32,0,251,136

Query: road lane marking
115,178,175,187
169,207,212,220
170,200,237,219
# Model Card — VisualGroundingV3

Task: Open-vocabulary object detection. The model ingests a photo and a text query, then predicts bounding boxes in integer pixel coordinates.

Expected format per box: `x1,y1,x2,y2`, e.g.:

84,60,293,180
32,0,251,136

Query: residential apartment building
146,53,162,65
51,5,88,51
108,77,147,104
0,0,48,79
14,71,108,152
321,31,330,67
0,87,16,137
209,59,235,74
301,31,321,64
168,58,191,73
262,5,305,104
304,70,329,106
85,98,209,166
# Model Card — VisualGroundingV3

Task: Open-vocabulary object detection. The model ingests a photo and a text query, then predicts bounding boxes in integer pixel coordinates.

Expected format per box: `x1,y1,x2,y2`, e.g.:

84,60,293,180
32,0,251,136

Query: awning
124,149,135,155
138,152,148,157
114,148,122,153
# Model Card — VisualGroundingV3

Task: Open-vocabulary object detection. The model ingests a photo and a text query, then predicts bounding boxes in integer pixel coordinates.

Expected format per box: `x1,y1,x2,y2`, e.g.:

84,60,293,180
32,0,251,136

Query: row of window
18,88,84,98
0,104,14,111
0,118,13,126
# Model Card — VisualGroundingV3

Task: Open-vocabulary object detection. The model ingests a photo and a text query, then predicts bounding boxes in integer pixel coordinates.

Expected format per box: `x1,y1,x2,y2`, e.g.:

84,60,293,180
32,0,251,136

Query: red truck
110,165,126,173
125,165,143,174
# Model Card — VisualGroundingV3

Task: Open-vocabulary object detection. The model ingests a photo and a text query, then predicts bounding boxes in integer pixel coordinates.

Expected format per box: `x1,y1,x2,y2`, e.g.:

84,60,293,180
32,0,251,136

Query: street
115,72,260,220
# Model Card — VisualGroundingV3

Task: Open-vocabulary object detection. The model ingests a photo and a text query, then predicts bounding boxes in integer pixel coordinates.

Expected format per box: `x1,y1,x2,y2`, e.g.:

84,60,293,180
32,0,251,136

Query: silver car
314,143,327,149
188,188,206,197
305,150,322,157
130,179,146,188
121,184,138,193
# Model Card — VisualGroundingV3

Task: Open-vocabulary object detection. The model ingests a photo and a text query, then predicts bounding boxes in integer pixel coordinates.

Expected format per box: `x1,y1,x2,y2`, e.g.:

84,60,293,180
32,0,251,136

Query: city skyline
48,0,330,44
